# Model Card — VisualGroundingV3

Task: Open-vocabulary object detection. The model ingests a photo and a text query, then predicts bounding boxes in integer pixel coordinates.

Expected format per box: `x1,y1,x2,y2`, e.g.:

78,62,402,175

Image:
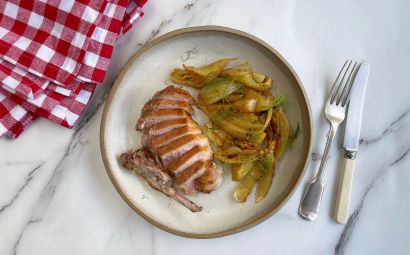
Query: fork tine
337,61,358,106
341,62,359,107
328,60,349,101
331,60,352,103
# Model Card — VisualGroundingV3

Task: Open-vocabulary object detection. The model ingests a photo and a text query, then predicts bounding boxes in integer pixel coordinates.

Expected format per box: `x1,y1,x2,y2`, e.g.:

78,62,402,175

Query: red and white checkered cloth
0,0,147,139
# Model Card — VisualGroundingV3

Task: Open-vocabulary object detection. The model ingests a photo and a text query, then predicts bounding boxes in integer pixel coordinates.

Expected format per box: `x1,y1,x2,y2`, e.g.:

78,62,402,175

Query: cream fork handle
334,157,355,224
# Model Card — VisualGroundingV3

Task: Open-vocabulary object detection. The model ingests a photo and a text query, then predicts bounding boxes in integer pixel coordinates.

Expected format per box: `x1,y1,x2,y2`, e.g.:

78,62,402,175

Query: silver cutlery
334,62,370,224
299,60,358,221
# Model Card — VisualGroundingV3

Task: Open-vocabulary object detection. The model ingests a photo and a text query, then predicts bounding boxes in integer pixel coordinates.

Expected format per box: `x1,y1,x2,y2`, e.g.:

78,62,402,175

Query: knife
334,62,370,224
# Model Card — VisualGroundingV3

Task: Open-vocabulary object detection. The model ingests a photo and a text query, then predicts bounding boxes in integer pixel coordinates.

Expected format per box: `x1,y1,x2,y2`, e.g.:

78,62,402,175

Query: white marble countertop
1,0,409,254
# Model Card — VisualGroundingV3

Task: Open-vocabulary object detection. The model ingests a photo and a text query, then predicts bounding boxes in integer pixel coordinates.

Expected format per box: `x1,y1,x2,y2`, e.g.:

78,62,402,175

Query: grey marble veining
0,0,409,254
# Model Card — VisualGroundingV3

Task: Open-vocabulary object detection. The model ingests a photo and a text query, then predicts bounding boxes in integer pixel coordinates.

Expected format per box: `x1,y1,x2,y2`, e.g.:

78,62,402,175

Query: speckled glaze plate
100,26,312,238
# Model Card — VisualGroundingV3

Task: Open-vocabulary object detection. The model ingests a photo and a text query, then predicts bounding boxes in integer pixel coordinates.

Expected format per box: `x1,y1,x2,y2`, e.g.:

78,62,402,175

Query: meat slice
153,85,195,104
142,99,194,115
143,118,197,136
195,162,223,193
156,134,210,168
136,109,189,131
167,145,213,175
175,160,208,195
142,124,202,148
120,148,202,212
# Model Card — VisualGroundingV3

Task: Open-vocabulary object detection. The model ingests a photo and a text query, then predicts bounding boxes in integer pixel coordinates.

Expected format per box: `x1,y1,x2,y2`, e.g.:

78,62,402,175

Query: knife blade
334,62,370,224
343,62,370,155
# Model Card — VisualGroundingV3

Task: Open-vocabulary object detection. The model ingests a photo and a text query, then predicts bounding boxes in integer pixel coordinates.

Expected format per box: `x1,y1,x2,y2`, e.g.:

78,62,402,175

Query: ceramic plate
100,26,312,238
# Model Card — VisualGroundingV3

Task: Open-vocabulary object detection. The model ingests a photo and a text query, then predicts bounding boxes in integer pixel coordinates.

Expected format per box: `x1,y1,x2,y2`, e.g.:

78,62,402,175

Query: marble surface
1,0,409,254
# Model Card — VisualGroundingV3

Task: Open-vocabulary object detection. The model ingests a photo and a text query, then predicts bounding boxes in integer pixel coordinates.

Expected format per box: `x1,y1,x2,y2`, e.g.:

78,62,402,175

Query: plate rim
100,25,312,239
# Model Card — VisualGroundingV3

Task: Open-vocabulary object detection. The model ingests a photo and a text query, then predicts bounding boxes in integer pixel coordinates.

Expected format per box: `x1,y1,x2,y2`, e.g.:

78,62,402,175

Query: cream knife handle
334,157,355,224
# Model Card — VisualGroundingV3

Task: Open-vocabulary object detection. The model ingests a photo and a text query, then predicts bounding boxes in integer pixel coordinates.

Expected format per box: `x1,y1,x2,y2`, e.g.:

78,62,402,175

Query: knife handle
334,157,355,224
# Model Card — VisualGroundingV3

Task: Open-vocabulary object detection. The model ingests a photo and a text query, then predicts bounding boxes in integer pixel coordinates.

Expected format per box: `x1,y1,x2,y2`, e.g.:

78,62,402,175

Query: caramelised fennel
170,58,294,203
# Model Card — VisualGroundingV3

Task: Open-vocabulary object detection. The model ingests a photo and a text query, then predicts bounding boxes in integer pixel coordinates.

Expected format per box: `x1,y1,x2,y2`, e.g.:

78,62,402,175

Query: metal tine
337,61,358,106
328,60,349,102
331,60,353,104
341,62,359,107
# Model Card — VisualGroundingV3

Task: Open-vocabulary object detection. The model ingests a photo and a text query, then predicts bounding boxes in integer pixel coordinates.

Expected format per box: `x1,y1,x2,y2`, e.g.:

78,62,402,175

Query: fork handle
299,124,337,221
334,157,355,224
316,124,337,180
299,177,324,221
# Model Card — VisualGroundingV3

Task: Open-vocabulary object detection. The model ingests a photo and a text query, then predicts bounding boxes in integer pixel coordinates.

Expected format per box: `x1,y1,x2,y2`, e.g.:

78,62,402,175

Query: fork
299,60,358,221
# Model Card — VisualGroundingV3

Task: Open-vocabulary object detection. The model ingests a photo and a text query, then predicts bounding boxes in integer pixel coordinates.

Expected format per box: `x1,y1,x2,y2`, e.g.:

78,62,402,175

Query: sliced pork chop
142,99,194,115
153,85,195,104
122,85,222,211
142,124,202,148
136,109,190,131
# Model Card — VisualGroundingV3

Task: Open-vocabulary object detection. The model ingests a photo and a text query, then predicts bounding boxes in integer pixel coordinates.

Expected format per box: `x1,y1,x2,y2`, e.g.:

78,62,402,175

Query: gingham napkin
0,0,147,139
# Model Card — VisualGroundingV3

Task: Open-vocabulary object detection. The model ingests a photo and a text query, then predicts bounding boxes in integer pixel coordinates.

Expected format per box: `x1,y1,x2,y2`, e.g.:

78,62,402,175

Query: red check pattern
120,0,147,35
0,58,49,99
0,0,108,85
0,83,95,127
0,94,36,139
0,0,147,139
